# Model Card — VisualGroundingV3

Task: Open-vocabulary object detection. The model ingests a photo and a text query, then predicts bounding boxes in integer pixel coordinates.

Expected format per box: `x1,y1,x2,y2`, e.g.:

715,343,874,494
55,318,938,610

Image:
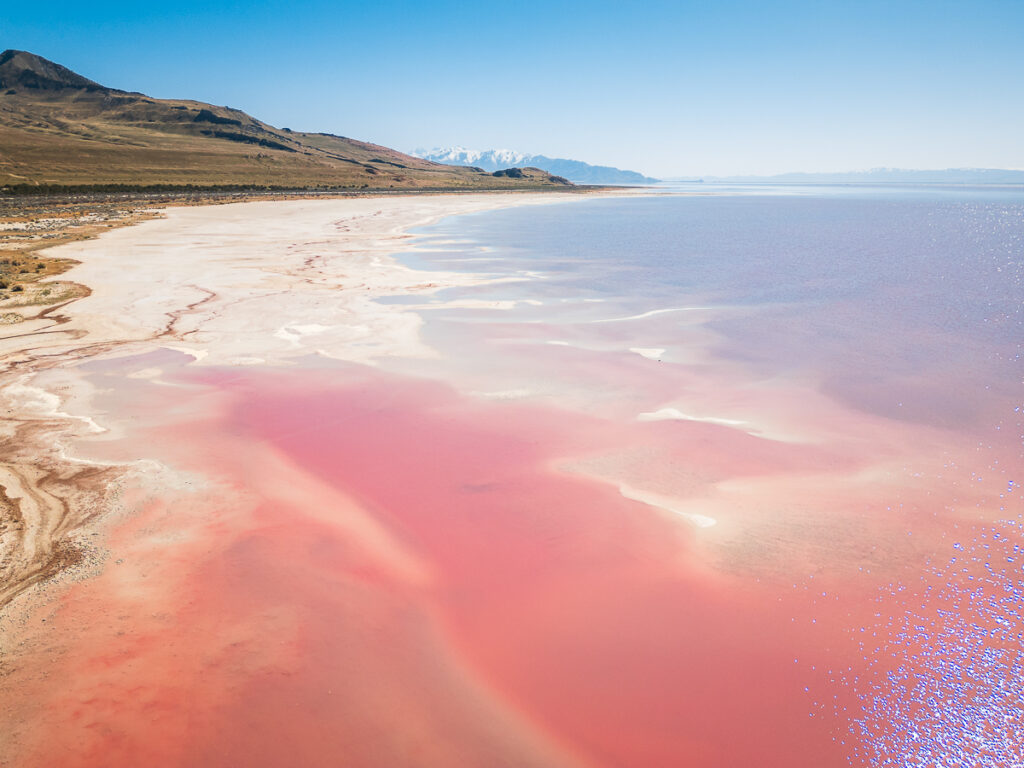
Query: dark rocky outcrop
0,49,106,91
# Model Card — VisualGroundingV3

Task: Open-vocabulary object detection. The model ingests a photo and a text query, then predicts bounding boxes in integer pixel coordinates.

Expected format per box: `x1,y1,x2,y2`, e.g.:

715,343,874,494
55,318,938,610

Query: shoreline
0,191,613,622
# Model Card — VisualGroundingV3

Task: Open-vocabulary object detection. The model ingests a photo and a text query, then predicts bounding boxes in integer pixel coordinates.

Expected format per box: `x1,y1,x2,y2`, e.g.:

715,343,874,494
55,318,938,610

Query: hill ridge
0,49,106,92
0,51,574,191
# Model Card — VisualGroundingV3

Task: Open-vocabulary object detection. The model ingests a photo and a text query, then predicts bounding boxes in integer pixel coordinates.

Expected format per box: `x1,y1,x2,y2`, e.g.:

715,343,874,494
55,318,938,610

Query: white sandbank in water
590,307,706,324
637,407,748,427
617,483,717,528
629,347,666,360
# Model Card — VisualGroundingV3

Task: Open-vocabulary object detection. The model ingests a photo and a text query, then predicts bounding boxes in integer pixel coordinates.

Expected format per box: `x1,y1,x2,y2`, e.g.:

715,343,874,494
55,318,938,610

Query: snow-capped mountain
418,147,530,168
412,147,659,185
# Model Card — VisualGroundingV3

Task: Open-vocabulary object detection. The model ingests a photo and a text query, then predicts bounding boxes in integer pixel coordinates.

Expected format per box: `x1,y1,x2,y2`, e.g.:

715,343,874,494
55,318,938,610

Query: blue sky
3,0,1022,176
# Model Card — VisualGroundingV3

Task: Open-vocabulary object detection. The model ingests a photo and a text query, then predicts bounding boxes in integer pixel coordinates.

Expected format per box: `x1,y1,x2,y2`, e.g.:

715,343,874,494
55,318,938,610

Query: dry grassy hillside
0,50,572,191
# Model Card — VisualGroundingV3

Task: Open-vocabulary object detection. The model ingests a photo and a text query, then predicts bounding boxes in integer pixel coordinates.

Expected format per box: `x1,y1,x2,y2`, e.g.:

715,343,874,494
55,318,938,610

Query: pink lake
8,189,1024,767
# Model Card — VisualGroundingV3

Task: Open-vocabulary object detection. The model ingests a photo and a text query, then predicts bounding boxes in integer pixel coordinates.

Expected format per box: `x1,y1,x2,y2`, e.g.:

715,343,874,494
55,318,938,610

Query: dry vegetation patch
0,196,167,312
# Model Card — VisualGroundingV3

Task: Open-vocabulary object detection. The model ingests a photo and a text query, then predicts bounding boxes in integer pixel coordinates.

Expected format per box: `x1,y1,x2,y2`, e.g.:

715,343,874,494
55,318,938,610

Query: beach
0,189,1021,767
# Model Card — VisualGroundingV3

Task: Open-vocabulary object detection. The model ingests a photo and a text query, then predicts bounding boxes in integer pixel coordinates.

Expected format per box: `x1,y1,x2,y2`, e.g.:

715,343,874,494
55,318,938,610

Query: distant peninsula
414,147,659,186
0,50,573,192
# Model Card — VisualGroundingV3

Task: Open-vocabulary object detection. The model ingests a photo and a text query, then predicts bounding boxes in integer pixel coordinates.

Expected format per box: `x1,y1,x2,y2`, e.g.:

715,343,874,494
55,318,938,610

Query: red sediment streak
13,359,945,767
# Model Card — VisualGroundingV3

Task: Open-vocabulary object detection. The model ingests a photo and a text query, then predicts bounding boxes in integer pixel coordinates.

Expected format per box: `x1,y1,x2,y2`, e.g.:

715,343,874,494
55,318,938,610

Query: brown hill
0,50,572,191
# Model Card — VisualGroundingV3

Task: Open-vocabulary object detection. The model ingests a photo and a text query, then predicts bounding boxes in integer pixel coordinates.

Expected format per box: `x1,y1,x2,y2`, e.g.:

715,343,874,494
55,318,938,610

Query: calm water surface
389,185,1024,767
15,186,1023,768
406,187,1022,430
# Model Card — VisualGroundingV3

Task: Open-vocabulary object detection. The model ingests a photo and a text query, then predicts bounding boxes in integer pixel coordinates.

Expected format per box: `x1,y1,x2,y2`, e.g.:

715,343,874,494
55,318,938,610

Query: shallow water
10,187,1024,767
385,185,1024,764
404,189,1023,427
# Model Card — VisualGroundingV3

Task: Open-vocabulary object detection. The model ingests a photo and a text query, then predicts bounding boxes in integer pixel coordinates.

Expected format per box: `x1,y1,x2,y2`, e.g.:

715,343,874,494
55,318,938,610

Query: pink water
8,191,1024,767
6,347,997,767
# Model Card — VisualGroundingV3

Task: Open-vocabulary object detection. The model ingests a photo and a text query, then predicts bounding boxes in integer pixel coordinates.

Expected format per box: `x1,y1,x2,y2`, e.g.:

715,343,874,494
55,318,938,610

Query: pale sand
0,192,601,617
0,194,591,368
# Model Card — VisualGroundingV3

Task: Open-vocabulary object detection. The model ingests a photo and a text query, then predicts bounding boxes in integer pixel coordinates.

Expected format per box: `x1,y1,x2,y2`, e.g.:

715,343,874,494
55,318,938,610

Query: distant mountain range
697,168,1024,184
413,147,659,186
0,50,571,191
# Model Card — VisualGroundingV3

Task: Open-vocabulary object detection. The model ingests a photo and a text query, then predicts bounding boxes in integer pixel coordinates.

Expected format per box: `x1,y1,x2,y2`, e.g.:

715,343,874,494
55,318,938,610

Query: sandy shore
0,192,594,620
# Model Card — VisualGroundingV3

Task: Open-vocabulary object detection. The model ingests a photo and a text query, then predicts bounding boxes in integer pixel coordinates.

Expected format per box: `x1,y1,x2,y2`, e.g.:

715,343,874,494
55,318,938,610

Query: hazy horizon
4,0,1022,176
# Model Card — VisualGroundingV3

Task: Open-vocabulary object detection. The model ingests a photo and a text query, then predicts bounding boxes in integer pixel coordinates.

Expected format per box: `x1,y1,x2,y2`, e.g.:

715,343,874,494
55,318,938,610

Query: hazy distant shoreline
667,168,1024,184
